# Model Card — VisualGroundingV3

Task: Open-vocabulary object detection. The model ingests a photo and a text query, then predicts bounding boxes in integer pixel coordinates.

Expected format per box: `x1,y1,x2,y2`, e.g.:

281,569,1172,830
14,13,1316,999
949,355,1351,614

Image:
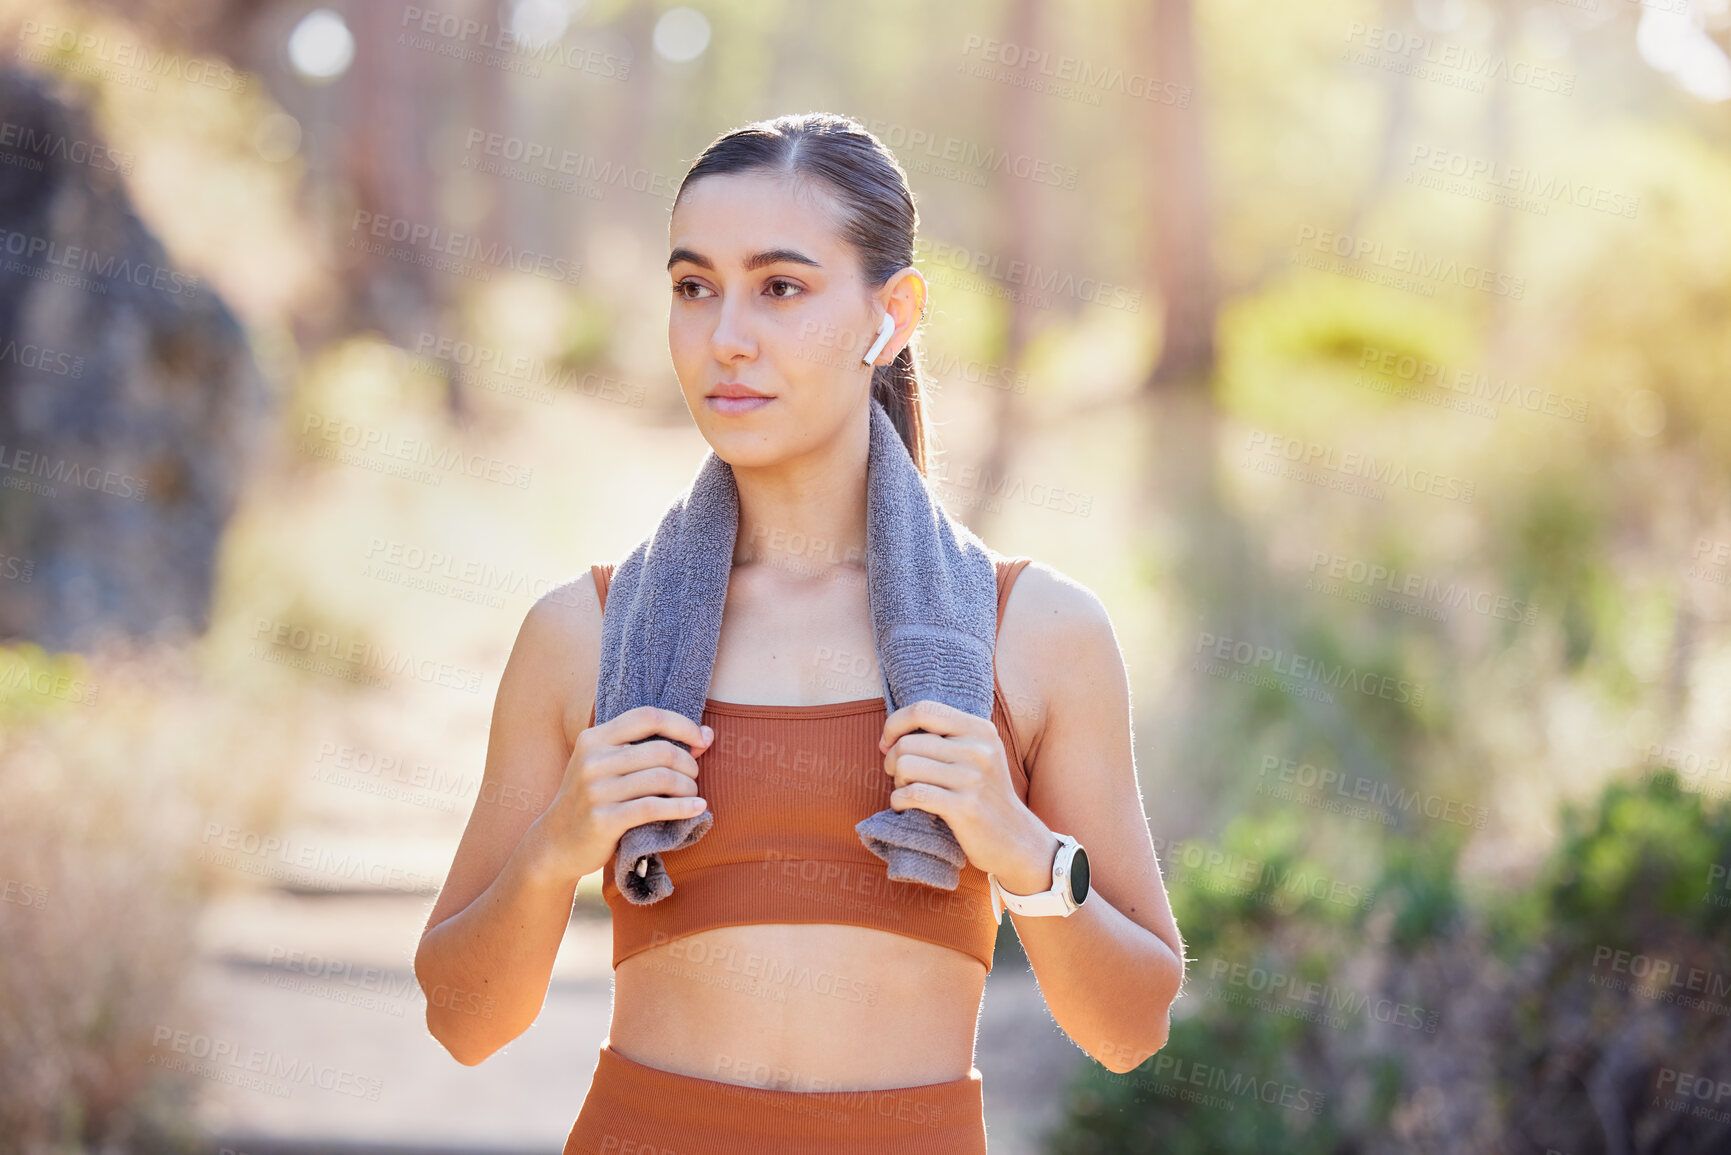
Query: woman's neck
733,484,868,580
729,422,870,584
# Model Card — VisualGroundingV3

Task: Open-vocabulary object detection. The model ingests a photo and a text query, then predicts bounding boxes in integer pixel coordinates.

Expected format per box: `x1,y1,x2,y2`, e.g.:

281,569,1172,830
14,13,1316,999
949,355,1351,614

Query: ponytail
871,336,929,478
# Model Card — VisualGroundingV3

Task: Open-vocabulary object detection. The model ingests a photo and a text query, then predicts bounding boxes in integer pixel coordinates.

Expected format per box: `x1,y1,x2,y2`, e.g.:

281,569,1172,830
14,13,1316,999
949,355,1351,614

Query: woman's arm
996,564,1187,1074
413,576,601,1065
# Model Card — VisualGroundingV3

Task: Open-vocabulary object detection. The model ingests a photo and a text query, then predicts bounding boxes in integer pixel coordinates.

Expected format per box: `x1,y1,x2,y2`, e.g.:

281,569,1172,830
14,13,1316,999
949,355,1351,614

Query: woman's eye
672,279,801,299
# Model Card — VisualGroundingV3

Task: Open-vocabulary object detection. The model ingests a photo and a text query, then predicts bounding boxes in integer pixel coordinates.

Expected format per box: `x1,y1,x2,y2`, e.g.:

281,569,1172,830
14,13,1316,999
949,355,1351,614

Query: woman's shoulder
992,556,1121,768
528,566,605,642
516,568,606,745
995,555,1115,634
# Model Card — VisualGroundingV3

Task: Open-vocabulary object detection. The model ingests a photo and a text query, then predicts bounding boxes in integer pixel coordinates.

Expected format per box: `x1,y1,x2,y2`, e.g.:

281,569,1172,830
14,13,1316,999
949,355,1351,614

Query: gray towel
594,395,999,904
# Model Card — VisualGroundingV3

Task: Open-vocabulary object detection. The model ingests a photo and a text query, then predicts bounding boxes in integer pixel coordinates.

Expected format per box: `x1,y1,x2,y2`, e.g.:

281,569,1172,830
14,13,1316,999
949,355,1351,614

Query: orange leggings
564,1042,988,1155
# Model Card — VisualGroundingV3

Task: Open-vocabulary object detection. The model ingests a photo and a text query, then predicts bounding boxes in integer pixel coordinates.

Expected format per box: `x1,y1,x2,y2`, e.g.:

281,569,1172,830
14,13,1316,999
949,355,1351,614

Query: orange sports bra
587,556,1035,974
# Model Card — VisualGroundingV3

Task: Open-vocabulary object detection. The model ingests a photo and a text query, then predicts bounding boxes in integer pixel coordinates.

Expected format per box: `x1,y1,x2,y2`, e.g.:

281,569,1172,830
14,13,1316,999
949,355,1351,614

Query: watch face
1071,846,1090,904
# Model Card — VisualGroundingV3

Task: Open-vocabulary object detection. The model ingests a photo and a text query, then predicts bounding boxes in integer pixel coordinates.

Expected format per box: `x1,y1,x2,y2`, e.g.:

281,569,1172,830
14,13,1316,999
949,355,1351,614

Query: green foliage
1215,274,1475,433
1163,808,1371,965
1373,824,1465,955
1052,770,1731,1150
1497,479,1610,672
1055,812,1370,1152
1482,770,1731,1150
1047,1012,1346,1155
1488,769,1731,958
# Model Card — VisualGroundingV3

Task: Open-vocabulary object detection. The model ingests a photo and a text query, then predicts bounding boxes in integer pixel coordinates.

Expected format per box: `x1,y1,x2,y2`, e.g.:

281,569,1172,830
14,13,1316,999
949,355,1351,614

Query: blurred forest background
1,0,1730,1152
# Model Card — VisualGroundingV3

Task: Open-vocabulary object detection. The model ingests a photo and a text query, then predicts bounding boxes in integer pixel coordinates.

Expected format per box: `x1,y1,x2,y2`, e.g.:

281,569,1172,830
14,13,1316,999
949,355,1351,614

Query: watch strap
990,834,1081,921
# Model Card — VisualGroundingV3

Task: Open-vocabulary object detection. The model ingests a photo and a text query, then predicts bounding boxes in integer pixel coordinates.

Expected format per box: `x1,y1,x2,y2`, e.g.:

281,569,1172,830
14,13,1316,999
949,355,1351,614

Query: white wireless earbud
862,312,896,366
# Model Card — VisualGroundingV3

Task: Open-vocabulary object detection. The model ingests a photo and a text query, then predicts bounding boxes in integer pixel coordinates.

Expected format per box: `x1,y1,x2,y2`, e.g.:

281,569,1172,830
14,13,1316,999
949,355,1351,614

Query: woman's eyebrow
667,247,822,272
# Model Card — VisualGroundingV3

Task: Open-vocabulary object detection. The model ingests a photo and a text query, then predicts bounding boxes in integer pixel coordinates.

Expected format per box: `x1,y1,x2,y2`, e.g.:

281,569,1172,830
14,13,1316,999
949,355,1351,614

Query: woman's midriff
607,922,988,1090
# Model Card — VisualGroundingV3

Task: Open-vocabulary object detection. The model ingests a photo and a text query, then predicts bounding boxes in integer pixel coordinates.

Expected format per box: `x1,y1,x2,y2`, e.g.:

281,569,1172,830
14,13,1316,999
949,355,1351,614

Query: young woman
414,112,1185,1153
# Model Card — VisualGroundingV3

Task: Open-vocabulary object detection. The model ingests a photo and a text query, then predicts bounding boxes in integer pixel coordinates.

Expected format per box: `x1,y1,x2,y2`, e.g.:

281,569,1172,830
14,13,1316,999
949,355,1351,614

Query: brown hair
673,112,931,476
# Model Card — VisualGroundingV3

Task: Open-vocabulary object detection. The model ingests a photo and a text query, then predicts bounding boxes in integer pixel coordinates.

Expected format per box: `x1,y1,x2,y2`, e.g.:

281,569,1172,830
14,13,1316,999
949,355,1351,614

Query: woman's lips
707,395,773,415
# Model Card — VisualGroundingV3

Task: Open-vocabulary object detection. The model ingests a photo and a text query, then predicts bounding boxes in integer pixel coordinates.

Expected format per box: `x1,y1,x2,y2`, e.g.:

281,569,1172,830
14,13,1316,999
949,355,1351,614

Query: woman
414,112,1185,1153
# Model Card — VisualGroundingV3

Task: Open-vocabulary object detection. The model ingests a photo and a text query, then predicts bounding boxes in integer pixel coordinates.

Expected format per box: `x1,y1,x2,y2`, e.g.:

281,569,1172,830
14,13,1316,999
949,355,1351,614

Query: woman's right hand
527,705,714,885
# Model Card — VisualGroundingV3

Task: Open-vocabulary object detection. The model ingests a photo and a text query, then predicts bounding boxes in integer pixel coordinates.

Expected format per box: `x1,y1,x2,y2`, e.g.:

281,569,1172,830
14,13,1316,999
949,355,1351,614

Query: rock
0,67,270,651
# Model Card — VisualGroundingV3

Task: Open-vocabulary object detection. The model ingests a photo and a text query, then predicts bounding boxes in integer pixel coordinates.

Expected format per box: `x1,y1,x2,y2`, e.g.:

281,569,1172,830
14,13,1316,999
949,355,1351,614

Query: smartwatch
988,833,1089,923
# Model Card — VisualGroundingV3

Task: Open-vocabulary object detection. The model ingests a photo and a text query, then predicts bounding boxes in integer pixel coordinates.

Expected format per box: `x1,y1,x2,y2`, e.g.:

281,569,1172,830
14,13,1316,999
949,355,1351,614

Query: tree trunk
1145,0,1216,393
961,0,1041,539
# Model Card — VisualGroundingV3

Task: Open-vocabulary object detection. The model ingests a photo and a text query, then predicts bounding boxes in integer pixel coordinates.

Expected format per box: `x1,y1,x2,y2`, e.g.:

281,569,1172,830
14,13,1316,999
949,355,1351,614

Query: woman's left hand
879,699,1057,895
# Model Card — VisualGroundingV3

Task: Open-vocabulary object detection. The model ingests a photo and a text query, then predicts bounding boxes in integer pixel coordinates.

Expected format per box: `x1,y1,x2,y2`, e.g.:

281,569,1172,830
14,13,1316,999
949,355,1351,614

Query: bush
0,642,289,1154
1043,770,1731,1153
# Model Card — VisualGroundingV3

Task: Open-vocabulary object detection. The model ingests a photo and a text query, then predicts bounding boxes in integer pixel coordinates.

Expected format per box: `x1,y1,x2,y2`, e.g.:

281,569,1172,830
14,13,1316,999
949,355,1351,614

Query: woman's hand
878,699,1058,895
526,706,714,886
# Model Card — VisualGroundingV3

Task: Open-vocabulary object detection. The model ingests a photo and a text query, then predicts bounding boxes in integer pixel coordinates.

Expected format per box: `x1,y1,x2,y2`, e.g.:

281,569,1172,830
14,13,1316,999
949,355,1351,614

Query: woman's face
666,171,906,470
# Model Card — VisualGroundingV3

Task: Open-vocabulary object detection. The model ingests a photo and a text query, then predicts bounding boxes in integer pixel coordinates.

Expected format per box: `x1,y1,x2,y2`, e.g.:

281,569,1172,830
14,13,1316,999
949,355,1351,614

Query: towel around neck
594,395,1000,903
